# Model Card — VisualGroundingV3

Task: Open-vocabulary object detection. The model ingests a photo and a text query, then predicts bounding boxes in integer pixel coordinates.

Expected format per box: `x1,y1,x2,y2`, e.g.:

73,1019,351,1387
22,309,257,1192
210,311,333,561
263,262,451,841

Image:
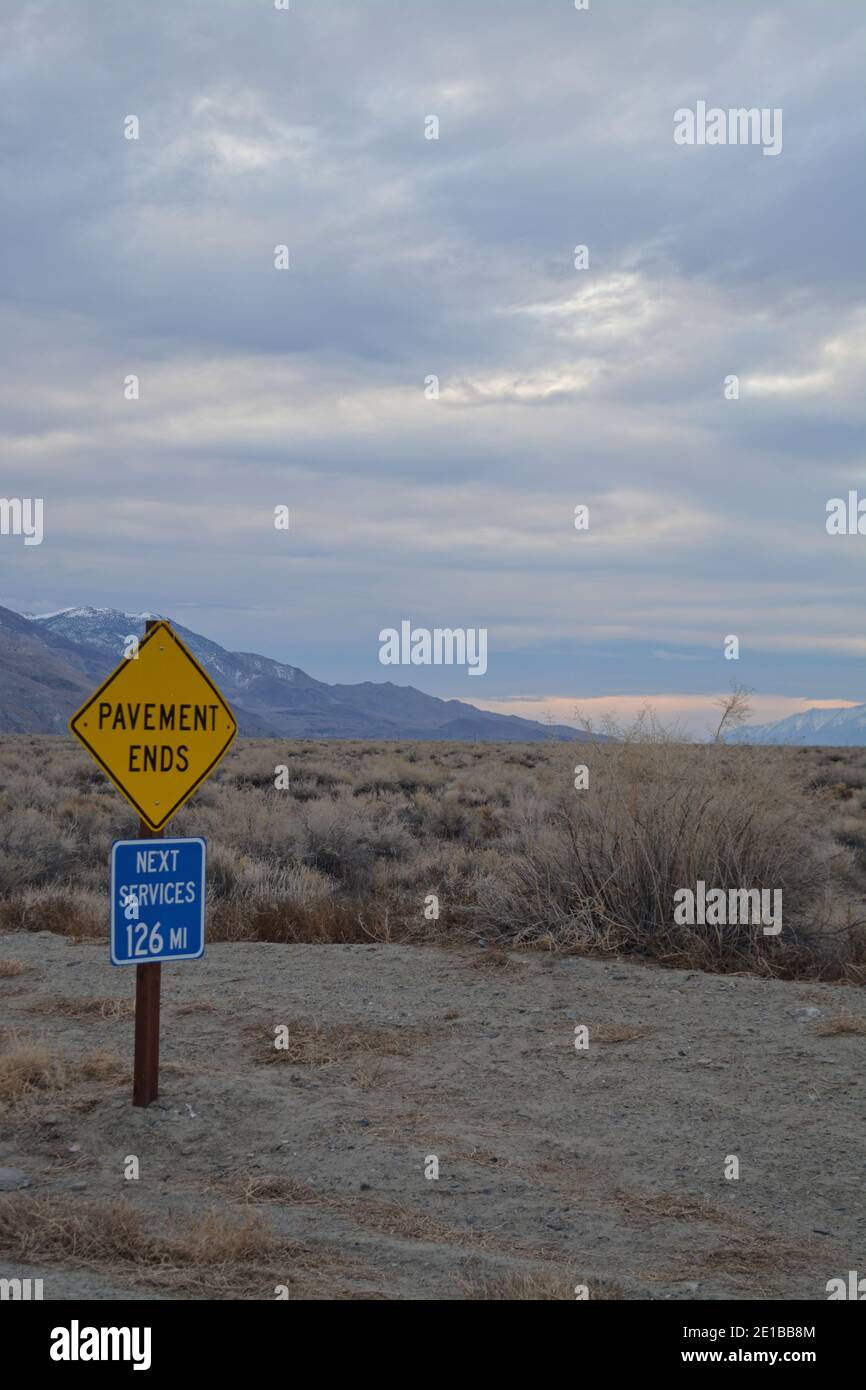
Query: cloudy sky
1,0,864,735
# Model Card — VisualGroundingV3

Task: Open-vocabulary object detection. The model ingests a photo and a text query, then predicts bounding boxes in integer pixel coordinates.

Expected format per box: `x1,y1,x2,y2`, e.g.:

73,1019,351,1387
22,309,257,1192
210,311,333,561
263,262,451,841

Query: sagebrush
1,734,864,979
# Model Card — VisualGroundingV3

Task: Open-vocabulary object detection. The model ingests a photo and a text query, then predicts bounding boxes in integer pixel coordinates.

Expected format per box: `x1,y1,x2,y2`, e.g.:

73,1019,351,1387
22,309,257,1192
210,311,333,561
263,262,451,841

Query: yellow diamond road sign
69,621,237,830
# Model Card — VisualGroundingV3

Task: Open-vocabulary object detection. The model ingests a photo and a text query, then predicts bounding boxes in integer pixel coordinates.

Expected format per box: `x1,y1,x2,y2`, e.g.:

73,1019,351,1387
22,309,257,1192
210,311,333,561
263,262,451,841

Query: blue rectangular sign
110,837,206,966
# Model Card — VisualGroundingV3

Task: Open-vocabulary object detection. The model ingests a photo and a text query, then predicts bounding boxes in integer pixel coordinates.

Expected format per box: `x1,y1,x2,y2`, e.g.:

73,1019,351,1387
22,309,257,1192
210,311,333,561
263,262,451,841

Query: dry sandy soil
1,933,863,1300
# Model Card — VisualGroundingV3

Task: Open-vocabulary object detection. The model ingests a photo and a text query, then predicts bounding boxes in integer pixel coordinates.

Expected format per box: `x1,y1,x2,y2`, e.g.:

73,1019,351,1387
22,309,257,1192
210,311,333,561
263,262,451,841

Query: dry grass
1,734,865,980
79,1048,126,1082
523,1156,601,1199
685,1239,822,1282
460,1269,625,1300
0,1034,125,1113
0,1193,353,1297
345,1055,395,1091
469,948,512,970
229,1174,548,1258
0,889,105,938
617,1188,831,1291
812,1010,866,1037
0,960,29,978
248,1017,438,1067
210,895,417,946
0,1037,64,1110
234,1175,319,1205
615,1189,746,1232
30,996,134,1021
636,1234,826,1292
232,1174,487,1247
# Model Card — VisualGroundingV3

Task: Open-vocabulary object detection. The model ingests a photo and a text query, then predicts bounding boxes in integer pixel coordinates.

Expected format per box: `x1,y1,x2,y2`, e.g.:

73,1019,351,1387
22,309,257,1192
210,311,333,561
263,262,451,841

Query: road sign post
69,616,236,1107
133,819,162,1108
112,829,207,1106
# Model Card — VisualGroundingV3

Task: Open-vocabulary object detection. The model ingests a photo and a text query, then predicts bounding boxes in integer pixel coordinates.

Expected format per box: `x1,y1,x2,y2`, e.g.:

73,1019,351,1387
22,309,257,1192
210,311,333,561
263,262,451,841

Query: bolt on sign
69,621,237,830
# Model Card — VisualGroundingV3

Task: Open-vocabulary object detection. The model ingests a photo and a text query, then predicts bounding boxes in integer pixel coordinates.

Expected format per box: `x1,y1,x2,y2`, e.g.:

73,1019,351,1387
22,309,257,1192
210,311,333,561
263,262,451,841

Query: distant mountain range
729,704,866,746
0,605,590,743
4,604,862,746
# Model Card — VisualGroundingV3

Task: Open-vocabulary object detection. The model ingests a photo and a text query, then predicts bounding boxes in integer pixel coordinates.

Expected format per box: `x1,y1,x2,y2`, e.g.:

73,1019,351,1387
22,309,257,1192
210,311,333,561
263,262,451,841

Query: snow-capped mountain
26,606,163,650
3,605,590,743
27,607,314,697
728,704,866,746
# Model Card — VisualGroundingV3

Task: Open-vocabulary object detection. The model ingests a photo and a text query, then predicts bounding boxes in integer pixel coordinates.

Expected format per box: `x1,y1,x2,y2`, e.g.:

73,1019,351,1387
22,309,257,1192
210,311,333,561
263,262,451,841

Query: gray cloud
1,0,864,710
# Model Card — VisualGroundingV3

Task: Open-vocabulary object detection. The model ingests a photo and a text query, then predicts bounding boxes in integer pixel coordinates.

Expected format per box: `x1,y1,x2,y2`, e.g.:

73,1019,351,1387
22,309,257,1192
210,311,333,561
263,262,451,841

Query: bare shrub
415,790,471,841
1,734,864,978
299,795,410,890
0,887,104,937
210,895,408,944
474,741,852,975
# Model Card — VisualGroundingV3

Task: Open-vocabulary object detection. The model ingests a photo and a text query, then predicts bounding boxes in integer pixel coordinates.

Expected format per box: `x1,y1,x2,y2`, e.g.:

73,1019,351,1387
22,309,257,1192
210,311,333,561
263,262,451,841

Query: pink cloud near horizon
468,694,861,739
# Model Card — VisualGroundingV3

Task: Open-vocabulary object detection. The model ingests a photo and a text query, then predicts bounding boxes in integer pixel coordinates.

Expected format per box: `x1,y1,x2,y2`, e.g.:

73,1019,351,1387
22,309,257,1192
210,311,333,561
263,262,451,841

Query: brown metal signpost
134,621,163,1108
133,820,162,1108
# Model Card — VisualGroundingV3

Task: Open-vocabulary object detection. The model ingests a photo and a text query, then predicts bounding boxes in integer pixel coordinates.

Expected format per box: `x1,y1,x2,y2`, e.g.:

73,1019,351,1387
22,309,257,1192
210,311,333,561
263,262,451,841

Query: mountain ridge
0,605,593,743
729,703,866,747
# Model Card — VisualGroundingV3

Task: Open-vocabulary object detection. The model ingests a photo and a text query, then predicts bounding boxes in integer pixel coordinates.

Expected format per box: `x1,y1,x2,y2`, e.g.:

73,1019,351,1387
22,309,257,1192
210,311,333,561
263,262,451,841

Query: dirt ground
0,934,863,1300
